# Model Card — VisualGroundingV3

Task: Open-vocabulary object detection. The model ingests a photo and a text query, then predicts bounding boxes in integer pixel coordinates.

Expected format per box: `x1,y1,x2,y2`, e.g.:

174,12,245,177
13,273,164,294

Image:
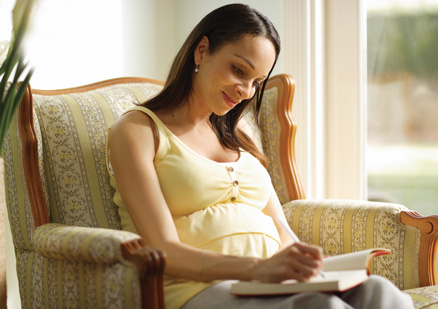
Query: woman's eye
233,66,244,75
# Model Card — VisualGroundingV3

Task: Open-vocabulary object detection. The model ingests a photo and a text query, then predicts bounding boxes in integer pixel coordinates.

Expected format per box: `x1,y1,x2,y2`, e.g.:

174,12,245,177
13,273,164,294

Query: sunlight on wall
0,0,13,40
122,0,176,82
28,0,124,89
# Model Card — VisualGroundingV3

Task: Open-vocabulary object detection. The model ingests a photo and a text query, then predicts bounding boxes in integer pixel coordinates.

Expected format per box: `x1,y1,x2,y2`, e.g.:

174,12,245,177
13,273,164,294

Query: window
367,0,438,215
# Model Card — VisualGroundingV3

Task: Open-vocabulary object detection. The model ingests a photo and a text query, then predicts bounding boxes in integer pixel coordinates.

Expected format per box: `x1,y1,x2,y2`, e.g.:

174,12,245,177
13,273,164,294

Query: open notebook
231,248,391,295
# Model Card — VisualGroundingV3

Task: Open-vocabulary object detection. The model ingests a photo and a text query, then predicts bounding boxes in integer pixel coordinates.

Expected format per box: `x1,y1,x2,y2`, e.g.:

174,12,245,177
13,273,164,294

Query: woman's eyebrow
235,54,267,78
235,54,255,70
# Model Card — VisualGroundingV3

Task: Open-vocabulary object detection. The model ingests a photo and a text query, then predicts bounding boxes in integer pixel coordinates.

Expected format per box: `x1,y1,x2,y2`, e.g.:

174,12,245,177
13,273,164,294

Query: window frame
283,0,366,199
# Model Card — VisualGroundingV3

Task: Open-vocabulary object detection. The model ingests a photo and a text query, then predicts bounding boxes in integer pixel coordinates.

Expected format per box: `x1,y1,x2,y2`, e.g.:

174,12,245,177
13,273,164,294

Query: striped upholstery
32,84,162,228
4,115,36,251
15,248,140,308
404,286,438,309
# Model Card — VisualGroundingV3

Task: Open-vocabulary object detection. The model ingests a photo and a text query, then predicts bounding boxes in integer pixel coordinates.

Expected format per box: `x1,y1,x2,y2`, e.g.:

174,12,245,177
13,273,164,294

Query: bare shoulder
109,110,157,154
111,110,154,131
111,110,155,136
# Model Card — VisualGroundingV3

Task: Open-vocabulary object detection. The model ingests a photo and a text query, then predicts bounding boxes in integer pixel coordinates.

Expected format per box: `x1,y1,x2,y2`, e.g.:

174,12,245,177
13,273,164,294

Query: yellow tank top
107,106,281,308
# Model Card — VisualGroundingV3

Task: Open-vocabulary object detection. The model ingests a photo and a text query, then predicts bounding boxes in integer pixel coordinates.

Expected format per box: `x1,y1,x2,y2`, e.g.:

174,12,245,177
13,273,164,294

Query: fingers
294,242,324,260
280,243,323,281
256,243,324,283
289,259,319,281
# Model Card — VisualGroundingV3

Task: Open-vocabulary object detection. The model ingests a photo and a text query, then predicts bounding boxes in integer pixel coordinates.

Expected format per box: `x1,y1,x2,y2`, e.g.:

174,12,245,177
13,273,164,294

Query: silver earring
195,64,199,73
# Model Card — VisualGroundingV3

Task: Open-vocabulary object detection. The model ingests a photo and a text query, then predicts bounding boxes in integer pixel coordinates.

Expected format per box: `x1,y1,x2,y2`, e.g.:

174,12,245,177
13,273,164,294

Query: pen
274,215,326,278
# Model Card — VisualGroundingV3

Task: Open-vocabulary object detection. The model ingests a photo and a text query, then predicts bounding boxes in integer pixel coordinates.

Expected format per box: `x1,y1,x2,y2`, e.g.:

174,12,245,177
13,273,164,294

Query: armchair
3,74,438,308
4,78,166,308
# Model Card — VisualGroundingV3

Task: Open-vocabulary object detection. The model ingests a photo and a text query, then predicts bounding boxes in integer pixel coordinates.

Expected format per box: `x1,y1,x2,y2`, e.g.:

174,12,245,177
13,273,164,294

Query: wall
28,0,283,89
325,0,365,199
172,0,284,76
122,0,176,82
28,0,125,89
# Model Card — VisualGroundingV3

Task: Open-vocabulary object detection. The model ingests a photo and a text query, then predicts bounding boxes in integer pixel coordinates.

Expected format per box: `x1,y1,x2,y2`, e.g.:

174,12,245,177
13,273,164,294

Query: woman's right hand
253,242,324,283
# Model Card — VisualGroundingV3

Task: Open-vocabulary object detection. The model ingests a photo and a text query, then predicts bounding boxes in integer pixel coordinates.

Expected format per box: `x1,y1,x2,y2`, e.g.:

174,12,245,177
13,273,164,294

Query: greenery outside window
367,0,438,216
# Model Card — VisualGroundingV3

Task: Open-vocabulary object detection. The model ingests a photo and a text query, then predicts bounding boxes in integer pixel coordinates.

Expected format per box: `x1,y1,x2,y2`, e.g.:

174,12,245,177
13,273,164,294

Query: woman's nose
237,80,253,100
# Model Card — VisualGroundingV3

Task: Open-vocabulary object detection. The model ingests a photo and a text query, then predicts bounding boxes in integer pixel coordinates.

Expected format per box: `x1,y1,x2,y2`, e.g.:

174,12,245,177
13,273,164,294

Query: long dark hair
142,3,280,166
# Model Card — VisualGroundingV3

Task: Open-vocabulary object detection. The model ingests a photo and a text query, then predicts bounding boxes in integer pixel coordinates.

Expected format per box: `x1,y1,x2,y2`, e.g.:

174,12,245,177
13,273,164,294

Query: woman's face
192,35,276,116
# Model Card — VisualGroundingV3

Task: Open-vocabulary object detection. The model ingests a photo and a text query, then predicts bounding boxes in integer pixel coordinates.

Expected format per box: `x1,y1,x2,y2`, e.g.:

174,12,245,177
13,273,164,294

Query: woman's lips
222,92,237,108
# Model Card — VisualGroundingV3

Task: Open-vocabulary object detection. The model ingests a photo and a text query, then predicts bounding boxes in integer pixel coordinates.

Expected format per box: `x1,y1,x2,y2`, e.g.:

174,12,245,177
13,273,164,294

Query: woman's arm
262,189,295,248
109,111,322,283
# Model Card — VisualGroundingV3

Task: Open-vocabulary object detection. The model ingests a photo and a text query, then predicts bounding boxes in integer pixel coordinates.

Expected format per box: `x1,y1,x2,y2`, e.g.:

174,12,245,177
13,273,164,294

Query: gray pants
183,275,414,309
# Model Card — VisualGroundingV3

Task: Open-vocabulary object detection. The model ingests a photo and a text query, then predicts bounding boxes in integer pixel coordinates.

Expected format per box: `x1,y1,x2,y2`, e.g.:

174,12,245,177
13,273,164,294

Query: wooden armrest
121,238,166,309
400,210,438,287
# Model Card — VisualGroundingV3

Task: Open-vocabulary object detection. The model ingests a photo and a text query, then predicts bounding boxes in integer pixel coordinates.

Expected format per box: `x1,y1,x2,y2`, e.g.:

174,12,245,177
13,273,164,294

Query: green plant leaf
0,1,35,155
